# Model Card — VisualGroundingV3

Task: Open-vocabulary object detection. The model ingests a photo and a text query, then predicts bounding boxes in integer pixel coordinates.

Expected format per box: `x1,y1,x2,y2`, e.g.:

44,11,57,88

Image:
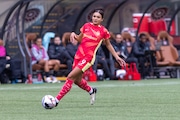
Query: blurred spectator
62,32,71,47
0,39,25,84
48,35,73,75
144,32,157,68
0,39,7,83
111,34,129,60
111,33,139,79
128,33,150,79
101,32,116,79
102,31,115,59
121,27,136,37
93,46,114,80
66,37,79,58
31,37,60,83
121,31,136,54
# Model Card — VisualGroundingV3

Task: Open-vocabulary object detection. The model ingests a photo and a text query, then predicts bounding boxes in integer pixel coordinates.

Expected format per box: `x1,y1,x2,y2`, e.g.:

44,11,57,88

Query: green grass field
0,79,180,120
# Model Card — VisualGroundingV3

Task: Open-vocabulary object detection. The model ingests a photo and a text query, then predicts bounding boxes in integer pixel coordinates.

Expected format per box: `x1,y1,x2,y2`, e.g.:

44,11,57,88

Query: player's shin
77,78,92,93
55,79,74,102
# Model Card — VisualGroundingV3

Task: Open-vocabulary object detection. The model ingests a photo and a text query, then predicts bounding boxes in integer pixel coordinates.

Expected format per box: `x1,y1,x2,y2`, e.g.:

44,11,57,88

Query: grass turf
0,79,180,120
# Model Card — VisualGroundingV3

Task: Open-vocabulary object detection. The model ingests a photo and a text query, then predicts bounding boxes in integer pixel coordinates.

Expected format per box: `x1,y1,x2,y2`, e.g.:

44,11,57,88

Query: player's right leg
55,67,82,107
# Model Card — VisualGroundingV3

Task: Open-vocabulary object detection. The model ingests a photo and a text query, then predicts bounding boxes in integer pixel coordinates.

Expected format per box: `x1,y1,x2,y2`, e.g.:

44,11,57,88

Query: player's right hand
70,32,76,43
116,57,126,67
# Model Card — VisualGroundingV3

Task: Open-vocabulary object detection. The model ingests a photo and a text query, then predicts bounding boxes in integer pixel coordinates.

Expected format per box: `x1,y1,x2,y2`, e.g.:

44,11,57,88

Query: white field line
0,81,180,91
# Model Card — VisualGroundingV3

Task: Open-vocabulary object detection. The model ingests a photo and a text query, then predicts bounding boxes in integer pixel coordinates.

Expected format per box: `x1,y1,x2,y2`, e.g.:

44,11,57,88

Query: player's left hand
116,57,126,67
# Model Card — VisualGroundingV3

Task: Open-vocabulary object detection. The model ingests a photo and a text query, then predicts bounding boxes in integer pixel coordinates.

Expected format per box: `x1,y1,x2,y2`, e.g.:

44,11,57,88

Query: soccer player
54,8,126,107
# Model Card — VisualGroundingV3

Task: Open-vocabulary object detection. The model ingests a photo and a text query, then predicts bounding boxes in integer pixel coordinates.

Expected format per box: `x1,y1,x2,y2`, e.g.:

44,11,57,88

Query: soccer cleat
90,88,97,105
52,76,61,83
55,102,58,107
45,77,52,83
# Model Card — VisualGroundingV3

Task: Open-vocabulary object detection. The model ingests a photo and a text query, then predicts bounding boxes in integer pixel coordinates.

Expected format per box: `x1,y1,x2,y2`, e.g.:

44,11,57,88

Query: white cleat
45,77,52,83
52,76,61,83
90,88,97,105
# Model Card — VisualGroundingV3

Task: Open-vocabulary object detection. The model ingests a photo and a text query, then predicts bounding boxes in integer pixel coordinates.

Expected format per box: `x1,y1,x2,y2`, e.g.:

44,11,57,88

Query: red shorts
73,57,92,72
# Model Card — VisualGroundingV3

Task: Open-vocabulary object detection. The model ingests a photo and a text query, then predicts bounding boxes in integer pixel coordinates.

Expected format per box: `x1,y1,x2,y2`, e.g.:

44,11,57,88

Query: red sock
77,78,92,93
56,79,74,101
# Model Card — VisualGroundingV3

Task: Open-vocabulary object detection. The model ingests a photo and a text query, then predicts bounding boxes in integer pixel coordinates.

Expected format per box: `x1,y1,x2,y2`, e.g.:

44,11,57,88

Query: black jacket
111,40,129,59
66,43,79,58
96,46,106,60
0,57,6,74
48,43,64,59
129,40,150,58
48,43,73,62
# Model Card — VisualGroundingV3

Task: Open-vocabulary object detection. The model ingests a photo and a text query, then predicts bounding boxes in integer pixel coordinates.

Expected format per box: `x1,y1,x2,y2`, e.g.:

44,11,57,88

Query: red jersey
74,22,110,64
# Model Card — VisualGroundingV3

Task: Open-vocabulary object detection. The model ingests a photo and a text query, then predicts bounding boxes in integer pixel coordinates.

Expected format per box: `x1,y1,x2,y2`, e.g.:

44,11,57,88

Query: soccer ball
42,95,56,109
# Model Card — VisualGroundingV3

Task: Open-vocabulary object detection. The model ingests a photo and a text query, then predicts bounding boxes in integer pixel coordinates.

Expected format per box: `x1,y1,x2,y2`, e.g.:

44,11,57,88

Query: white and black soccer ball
42,95,56,109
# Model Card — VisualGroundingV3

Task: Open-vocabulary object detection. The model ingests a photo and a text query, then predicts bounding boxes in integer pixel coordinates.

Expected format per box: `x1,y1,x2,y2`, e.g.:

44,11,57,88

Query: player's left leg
74,72,97,105
75,78,97,105
73,58,97,105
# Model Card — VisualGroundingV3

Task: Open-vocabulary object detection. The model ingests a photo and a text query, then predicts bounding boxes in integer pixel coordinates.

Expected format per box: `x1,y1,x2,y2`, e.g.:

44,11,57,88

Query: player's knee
67,74,74,80
74,80,79,85
67,74,80,82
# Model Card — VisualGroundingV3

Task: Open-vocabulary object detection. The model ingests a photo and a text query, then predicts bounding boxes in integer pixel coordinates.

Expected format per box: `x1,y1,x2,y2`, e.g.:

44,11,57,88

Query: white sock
89,88,93,94
55,97,59,103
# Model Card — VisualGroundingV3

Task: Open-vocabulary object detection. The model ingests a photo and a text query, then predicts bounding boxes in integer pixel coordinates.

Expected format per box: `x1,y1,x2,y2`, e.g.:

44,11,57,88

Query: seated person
111,33,129,60
93,46,114,80
48,35,73,76
0,39,23,83
0,39,7,83
121,31,135,54
145,35,157,68
31,37,60,83
111,33,131,77
128,33,155,79
4,57,25,84
66,37,79,58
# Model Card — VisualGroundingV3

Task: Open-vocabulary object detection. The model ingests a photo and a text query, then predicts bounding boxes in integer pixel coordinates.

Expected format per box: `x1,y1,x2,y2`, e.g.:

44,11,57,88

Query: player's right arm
104,39,126,67
70,32,83,43
70,23,88,43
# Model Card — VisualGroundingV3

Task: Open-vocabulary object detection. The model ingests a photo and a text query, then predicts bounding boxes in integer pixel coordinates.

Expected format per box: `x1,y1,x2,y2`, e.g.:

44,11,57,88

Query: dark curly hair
87,8,104,21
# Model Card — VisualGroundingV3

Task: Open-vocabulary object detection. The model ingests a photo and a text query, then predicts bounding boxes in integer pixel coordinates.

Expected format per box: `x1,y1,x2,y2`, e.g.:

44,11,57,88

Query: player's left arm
104,39,126,67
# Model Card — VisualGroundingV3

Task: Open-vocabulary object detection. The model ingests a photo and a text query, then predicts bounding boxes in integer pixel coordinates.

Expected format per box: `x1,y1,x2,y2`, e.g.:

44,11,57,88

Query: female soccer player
54,8,126,107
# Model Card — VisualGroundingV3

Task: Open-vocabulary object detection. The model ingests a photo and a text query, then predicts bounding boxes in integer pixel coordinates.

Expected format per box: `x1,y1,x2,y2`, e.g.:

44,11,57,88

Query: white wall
0,0,18,28
0,0,17,15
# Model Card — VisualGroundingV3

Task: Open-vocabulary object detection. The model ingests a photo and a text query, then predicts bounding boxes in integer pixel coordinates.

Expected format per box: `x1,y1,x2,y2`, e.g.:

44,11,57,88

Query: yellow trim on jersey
81,39,103,72
82,62,92,72
91,39,103,65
